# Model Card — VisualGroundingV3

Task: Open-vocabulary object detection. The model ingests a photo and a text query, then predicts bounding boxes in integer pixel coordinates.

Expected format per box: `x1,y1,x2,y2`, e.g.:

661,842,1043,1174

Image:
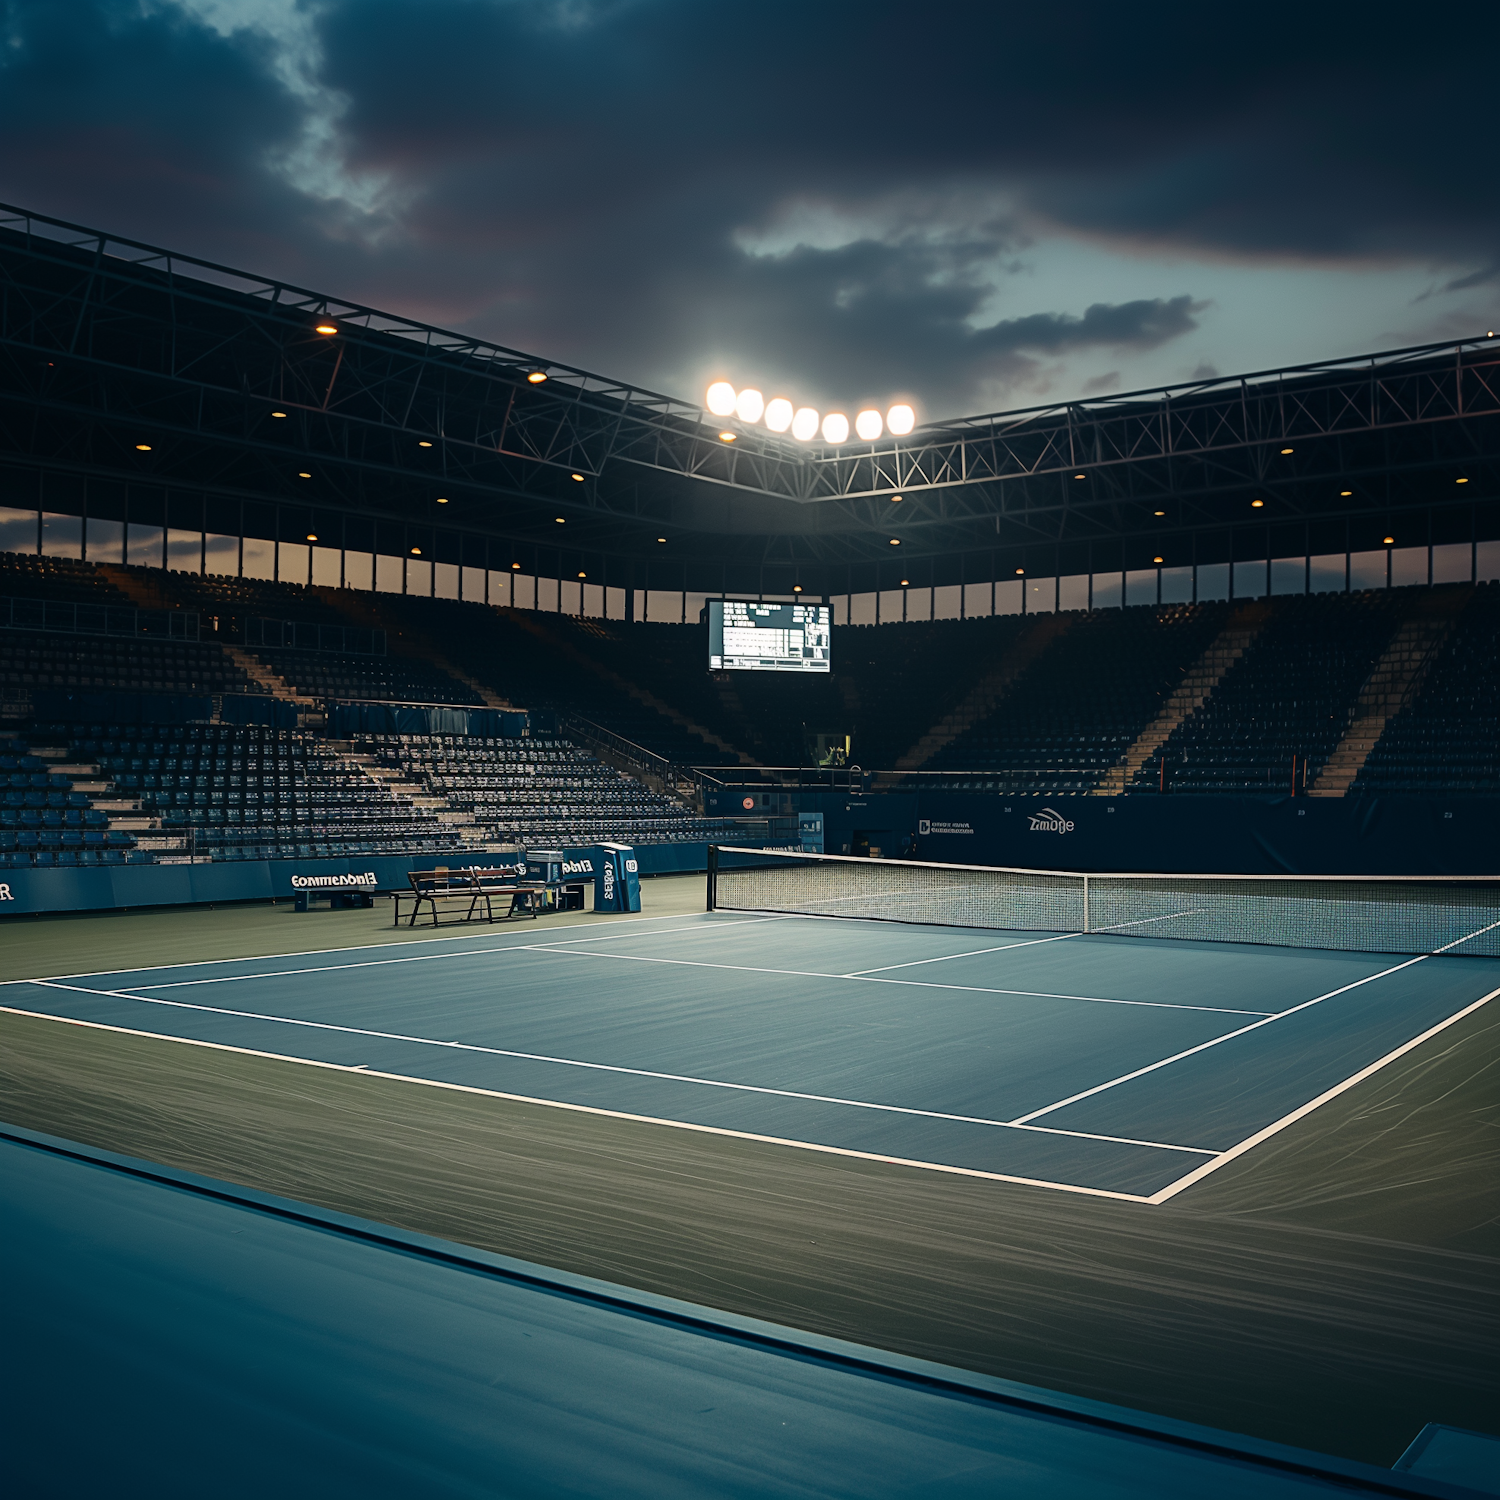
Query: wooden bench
392,867,541,928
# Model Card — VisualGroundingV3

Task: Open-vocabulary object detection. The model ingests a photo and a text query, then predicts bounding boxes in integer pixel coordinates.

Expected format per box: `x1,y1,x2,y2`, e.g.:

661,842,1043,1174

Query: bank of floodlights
704,381,915,445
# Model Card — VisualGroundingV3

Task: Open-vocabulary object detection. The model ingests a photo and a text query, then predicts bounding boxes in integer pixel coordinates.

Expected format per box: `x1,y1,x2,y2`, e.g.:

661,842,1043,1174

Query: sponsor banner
1026,808,1076,834
289,872,378,890
918,819,974,837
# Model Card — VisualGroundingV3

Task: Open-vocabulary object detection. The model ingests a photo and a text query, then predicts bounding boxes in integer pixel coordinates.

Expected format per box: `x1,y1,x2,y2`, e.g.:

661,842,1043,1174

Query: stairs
224,647,317,706
95,563,171,611
893,614,1074,771
1091,602,1272,796
1307,591,1469,797
335,746,490,848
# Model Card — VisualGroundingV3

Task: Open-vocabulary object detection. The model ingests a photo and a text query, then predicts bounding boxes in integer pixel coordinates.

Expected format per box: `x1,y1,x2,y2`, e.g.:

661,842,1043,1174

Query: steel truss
0,202,1497,584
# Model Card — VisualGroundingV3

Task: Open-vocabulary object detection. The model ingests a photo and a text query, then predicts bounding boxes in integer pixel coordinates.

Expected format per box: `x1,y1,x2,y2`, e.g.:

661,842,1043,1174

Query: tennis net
707,847,1500,956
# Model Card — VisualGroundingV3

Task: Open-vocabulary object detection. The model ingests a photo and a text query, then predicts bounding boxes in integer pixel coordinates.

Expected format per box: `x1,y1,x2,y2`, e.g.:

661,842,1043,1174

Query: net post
1082,874,1090,934
707,844,718,911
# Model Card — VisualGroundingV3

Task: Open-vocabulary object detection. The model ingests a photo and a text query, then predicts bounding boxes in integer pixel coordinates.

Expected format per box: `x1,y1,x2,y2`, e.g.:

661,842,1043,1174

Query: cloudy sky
2,0,1497,422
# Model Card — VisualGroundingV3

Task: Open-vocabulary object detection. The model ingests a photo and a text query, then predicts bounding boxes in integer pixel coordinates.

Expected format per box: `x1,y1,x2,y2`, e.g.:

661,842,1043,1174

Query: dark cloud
0,0,1495,418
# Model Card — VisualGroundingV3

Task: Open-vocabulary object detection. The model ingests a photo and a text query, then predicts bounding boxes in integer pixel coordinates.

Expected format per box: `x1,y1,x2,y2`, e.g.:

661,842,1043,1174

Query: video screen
708,599,831,674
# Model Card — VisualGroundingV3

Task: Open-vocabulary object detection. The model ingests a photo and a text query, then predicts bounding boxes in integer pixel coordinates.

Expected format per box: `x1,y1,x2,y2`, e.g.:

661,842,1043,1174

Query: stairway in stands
1308,587,1471,796
1091,602,1270,795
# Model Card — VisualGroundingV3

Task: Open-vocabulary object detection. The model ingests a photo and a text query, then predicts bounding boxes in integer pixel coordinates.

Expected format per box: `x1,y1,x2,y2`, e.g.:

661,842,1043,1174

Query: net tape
710,850,1500,957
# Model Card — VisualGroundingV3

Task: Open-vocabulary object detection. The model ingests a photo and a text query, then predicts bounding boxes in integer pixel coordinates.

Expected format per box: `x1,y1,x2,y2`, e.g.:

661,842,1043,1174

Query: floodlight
135,443,151,451
764,397,794,432
315,323,338,335
527,371,548,383
271,411,287,418
306,533,318,542
886,404,915,436
1383,536,1395,545
855,409,883,441
821,412,849,444
410,546,422,555
1251,498,1264,507
791,407,819,441
436,496,448,504
706,382,737,416
735,388,764,423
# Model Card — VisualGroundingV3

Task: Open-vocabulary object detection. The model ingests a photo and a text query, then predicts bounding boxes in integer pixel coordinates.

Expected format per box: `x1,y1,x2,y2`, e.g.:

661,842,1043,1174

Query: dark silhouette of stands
0,628,257,695
1353,583,1500,794
1130,593,1402,795
919,605,1227,793
255,647,481,706
0,553,135,607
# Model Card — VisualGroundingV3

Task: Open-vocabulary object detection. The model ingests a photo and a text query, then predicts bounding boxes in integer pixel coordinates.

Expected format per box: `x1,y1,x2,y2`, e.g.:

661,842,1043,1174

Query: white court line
844,932,1081,975
122,943,1270,1017
1009,915,1500,1128
6,917,791,995
0,1007,1162,1204
17,979,1213,1156
10,907,743,986
1148,983,1500,1204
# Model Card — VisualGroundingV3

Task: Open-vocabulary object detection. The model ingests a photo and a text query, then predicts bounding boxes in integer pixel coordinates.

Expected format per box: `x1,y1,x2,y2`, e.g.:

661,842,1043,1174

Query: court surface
5,909,1498,1201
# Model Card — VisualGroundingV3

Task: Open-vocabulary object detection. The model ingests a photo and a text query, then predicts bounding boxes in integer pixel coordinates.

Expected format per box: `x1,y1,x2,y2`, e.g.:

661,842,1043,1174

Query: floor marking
1148,983,1500,1204
514,946,1272,1015
844,932,1082,974
1008,953,1432,1125
1011,915,1500,1126
15,981,1212,1155
6,907,736,986
35,917,790,994
0,1006,1164,1203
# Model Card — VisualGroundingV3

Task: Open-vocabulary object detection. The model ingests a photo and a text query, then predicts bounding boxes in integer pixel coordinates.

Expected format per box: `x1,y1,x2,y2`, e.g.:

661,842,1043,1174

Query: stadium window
904,586,932,622
1231,560,1267,599
850,591,878,625
1348,550,1387,591
1160,566,1194,604
963,582,992,618
242,535,275,581
931,585,961,621
487,569,511,607
536,575,560,612
461,564,486,602
1194,563,1229,603
344,549,374,591
434,562,460,599
1476,539,1500,582
85,516,126,565
606,586,627,620
1309,554,1346,594
1058,574,1089,612
1270,557,1306,596
993,578,1022,615
1432,542,1474,584
1390,547,1428,588
39,512,83,559
1090,571,1123,609
1027,577,1057,614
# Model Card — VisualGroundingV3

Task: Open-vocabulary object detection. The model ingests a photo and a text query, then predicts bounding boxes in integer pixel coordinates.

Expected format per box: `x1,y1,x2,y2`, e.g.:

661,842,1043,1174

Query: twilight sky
2,0,1497,423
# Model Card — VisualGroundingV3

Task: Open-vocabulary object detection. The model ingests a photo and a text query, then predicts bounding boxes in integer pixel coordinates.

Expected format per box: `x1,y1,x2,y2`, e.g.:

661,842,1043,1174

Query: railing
560,713,711,804
0,596,198,639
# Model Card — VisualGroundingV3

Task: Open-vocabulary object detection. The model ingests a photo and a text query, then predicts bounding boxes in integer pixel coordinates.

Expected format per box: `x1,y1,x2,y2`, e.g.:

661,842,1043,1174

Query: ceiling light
899,579,909,586
1153,555,1164,564
578,571,587,579
1154,510,1165,516
1281,447,1294,454
719,431,736,442
1015,567,1025,575
821,412,850,444
1073,472,1086,480
1383,536,1395,545
1456,476,1469,484
306,533,318,542
1340,490,1352,497
855,409,883,441
511,562,521,569
571,473,585,481
527,371,548,384
298,472,311,479
887,404,915,436
792,584,803,593
657,537,666,543
436,496,448,504
890,495,903,503
418,440,433,448
791,407,820,442
135,443,151,451
706,382,737,417
410,546,422,555
765,397,794,433
315,323,338,335
888,538,900,545
555,516,565,523
271,411,287,418
1251,498,1265,507
735,388,764,423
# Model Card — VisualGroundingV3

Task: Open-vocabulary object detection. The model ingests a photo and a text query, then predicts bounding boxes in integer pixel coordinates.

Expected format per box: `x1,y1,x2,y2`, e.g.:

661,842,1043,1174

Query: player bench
392,867,542,928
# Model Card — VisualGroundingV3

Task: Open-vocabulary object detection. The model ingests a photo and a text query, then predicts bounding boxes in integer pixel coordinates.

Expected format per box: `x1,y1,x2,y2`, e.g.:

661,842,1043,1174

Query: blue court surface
5,910,1499,1202
0,1126,1462,1499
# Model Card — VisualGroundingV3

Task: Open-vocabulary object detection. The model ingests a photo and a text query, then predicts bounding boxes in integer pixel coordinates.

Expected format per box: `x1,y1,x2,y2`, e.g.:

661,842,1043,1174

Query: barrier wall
702,788,1500,876
0,840,711,916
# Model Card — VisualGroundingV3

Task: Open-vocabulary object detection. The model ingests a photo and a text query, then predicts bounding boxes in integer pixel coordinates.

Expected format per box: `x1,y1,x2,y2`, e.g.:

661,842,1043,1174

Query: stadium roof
1,202,1497,596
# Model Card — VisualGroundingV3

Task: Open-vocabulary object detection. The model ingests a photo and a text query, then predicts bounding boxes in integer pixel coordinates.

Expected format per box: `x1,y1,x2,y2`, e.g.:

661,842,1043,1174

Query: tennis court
6,868,1499,1202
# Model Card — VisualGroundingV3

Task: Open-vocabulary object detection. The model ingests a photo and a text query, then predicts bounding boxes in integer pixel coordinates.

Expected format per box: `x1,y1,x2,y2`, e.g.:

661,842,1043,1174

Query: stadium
2,198,1497,1497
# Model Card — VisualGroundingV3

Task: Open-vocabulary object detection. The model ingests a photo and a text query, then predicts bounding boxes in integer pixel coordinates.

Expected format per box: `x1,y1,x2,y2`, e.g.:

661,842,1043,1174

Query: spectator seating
0,553,136,607
1352,582,1500,794
0,628,257,695
921,604,1229,793
251,646,481,705
0,738,138,867
358,733,750,847
1130,592,1403,794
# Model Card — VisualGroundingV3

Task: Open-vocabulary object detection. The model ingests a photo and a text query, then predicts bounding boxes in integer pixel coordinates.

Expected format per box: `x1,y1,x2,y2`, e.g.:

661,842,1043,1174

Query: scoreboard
708,600,831,674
